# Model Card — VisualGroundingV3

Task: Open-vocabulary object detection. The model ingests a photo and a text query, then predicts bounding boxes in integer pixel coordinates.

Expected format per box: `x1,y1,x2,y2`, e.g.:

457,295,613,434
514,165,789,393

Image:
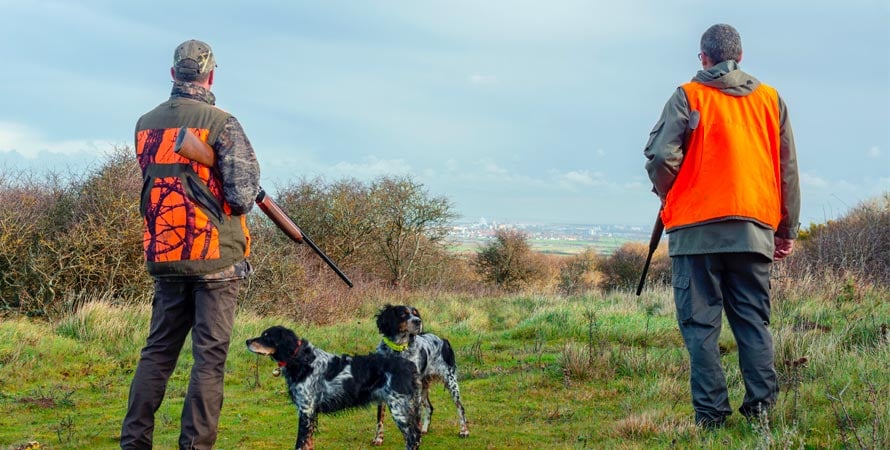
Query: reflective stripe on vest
661,82,782,232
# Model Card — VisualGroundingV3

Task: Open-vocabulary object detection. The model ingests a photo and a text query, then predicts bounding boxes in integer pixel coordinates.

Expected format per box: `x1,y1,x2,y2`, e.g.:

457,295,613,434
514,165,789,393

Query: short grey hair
700,24,742,63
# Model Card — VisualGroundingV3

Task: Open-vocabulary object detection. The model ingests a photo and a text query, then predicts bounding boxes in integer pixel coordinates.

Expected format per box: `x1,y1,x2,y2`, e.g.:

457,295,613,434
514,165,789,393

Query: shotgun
173,127,354,288
636,110,700,296
635,211,663,296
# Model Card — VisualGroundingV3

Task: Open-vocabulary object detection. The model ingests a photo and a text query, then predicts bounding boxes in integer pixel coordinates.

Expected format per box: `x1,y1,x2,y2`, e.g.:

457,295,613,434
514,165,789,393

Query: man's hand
774,237,794,260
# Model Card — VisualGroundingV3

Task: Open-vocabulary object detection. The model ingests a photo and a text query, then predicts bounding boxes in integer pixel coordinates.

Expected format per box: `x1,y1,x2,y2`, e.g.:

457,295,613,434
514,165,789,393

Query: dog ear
266,326,301,358
375,305,399,336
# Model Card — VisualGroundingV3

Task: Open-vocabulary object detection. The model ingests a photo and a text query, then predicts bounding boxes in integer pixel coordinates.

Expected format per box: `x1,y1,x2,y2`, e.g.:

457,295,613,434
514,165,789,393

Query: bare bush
368,175,457,287
274,177,377,266
558,248,600,295
788,193,889,287
0,148,148,315
597,241,669,292
272,175,457,289
474,229,548,291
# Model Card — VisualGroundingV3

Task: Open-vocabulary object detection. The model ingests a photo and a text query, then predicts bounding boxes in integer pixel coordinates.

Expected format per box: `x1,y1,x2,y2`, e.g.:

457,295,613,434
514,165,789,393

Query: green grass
1,286,888,449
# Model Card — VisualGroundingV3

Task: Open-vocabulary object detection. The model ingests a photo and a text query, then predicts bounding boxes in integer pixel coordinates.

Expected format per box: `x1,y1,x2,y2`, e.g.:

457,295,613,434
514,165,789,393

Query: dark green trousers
121,278,239,450
672,253,778,425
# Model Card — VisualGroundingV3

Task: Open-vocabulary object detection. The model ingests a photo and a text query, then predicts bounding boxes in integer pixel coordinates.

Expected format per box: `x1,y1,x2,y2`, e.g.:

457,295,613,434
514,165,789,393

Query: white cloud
800,172,828,188
557,170,602,187
0,121,116,158
867,146,881,158
482,161,510,175
469,73,497,85
329,156,413,178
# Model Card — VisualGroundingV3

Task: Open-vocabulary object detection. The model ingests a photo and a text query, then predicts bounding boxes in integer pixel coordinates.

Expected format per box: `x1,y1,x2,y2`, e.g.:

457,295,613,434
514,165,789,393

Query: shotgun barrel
635,212,664,296
173,127,354,288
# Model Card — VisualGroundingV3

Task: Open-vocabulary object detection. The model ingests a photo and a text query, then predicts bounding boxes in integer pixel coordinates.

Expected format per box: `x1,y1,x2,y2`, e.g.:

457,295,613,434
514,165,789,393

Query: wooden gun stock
173,127,216,167
173,127,354,288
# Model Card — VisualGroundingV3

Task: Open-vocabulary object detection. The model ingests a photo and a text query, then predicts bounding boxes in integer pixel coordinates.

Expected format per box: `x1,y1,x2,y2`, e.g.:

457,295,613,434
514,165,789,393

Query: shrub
558,248,600,295
597,241,669,292
474,229,548,291
788,193,889,287
0,151,474,322
0,148,149,315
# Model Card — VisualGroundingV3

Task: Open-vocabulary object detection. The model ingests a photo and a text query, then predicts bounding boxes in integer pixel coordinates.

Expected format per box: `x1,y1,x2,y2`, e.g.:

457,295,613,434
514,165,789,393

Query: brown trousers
121,278,239,450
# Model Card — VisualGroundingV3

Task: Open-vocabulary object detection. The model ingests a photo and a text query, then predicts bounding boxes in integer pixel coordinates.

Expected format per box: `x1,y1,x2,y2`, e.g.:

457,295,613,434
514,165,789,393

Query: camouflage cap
173,39,216,77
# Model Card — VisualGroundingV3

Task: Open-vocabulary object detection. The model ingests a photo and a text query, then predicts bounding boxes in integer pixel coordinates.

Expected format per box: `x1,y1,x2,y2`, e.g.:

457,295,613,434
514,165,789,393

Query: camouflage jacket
169,81,260,281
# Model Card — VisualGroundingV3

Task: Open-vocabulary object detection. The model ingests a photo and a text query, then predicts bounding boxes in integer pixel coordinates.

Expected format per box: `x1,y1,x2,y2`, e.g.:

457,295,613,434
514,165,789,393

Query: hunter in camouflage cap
173,39,216,81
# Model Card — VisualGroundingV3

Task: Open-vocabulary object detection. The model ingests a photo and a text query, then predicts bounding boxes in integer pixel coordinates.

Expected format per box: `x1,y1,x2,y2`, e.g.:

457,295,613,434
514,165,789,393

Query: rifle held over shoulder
173,127,354,288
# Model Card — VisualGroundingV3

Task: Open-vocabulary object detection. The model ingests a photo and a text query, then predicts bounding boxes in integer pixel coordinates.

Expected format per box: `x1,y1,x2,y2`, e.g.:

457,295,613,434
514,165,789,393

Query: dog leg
296,412,316,450
444,371,469,437
387,393,422,450
420,379,433,434
371,402,386,446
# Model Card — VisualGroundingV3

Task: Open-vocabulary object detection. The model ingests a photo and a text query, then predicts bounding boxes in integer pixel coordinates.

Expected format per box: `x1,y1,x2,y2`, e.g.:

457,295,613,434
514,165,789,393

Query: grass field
1,283,888,449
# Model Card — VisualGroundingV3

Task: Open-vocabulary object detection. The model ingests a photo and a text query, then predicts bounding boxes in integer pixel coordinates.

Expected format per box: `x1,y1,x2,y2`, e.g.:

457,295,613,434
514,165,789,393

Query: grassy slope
1,286,888,449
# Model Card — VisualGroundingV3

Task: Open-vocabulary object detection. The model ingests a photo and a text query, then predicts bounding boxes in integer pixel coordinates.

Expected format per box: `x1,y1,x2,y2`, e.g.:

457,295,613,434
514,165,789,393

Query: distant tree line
1,148,886,322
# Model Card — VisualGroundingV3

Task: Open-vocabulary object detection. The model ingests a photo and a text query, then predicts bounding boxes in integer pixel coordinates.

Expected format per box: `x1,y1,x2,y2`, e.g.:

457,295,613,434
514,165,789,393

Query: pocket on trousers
672,273,692,322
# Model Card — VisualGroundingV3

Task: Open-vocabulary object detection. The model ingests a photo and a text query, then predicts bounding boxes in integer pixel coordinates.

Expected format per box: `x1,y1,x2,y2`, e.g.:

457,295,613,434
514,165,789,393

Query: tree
369,175,457,286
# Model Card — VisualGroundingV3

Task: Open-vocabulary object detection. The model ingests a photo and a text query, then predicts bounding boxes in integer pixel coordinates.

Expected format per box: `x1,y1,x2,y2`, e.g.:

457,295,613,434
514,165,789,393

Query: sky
0,0,887,227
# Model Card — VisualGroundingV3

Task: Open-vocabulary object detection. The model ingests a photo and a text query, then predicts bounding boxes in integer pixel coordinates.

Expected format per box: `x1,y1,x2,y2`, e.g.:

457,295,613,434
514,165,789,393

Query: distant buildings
447,219,649,255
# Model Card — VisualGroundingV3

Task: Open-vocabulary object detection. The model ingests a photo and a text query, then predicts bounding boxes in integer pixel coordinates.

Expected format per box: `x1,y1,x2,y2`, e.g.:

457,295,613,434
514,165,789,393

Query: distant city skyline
0,1,887,227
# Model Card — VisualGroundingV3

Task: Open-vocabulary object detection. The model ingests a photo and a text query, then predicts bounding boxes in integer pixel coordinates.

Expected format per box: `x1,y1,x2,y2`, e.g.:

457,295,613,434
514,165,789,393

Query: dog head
246,326,309,364
376,304,423,343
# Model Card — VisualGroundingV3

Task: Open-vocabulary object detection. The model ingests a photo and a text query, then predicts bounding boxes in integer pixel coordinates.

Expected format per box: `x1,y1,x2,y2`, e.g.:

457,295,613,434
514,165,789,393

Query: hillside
2,284,887,449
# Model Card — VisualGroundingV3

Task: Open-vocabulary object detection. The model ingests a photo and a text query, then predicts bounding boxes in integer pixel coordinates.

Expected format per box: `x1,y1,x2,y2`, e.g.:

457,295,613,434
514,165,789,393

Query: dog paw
370,437,384,446
459,428,469,438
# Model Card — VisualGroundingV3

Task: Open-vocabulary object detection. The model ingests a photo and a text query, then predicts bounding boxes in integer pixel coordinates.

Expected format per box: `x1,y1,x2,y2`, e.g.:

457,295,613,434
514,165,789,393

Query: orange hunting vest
135,97,250,277
661,81,782,232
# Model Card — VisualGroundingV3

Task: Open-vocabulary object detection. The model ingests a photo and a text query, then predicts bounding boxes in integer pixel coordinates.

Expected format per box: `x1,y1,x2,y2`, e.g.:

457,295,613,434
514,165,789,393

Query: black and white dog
372,305,469,446
246,326,422,450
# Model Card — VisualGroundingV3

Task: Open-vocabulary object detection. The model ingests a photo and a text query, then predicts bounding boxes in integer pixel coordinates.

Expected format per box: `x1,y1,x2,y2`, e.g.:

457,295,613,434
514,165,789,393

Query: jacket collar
170,81,216,105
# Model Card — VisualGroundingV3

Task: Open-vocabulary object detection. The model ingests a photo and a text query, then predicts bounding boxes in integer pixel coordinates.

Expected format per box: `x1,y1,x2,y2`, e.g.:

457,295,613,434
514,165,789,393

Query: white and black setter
372,304,469,446
246,325,422,450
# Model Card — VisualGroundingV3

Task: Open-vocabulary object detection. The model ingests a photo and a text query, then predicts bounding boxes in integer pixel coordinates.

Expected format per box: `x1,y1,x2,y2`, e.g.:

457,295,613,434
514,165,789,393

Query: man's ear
170,67,176,80
737,51,743,64
208,70,214,87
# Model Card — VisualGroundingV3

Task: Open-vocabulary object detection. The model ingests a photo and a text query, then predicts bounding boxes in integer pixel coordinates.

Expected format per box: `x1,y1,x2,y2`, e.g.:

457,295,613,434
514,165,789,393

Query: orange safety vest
661,81,782,232
135,98,250,277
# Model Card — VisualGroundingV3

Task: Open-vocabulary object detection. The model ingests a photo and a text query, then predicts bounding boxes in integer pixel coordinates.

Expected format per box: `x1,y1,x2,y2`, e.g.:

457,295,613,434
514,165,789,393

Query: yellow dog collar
383,336,409,352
